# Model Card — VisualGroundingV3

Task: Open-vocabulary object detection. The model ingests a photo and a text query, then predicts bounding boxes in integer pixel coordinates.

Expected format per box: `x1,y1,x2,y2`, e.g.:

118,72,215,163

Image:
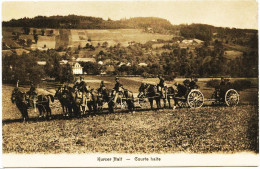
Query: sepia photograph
1,0,259,167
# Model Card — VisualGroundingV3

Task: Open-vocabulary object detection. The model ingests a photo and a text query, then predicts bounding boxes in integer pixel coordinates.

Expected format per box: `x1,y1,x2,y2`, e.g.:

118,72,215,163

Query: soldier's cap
115,77,119,80
174,82,178,86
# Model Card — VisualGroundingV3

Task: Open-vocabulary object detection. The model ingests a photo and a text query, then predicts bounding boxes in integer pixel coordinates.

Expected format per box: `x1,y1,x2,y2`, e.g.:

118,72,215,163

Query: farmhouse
72,62,83,75
138,63,148,67
76,57,96,63
37,61,47,66
98,61,104,65
14,49,30,55
59,60,69,65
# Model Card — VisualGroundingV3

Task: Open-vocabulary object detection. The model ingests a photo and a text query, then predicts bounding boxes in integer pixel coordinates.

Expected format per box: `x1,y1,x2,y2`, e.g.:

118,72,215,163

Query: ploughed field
2,77,259,154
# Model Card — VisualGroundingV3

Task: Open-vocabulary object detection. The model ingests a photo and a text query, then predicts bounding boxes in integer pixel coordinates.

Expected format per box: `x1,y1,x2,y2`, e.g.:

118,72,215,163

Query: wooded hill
3,15,257,36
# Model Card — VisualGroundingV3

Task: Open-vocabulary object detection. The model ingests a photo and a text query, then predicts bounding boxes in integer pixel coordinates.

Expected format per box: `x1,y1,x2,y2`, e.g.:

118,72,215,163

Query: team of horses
11,82,190,122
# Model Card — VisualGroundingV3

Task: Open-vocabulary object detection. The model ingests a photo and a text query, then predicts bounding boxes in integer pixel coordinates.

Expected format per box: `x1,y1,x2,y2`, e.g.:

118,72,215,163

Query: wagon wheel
225,89,239,106
187,90,204,108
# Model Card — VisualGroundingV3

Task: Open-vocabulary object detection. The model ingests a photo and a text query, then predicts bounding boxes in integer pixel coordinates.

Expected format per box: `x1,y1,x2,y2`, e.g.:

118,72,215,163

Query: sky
1,0,258,29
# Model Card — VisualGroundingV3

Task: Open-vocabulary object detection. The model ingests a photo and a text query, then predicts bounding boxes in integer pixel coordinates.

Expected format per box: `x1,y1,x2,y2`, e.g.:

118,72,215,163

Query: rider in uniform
77,76,88,106
157,75,166,97
189,77,198,90
174,82,187,98
138,83,147,98
97,80,106,94
113,77,123,102
27,82,38,107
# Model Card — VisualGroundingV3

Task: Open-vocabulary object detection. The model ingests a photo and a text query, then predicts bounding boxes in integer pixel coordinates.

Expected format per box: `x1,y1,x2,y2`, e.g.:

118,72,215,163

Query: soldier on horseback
75,76,88,108
157,75,166,98
113,77,123,102
97,80,106,94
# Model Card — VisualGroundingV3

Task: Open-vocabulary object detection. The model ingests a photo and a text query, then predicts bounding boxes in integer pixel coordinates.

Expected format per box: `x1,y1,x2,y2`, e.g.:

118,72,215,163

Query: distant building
138,63,148,67
76,57,96,63
98,61,104,65
59,60,69,65
72,62,83,75
14,49,30,56
37,61,47,66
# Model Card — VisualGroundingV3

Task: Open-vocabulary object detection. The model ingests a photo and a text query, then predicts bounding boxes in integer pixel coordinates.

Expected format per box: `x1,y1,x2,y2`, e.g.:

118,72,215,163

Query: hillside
3,15,175,34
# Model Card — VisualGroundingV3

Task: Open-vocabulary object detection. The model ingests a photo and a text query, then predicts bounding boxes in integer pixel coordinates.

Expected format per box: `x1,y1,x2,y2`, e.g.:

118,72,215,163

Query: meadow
2,77,259,154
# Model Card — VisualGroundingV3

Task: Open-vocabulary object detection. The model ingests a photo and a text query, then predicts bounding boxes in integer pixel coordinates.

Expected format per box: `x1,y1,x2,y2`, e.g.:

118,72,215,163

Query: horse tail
48,94,55,102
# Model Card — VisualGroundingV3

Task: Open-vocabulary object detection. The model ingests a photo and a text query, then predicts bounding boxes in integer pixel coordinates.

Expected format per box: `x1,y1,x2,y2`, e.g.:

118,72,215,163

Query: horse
138,83,161,110
55,87,74,117
36,94,54,119
11,89,29,122
97,87,115,113
118,86,135,113
82,88,98,114
163,86,176,108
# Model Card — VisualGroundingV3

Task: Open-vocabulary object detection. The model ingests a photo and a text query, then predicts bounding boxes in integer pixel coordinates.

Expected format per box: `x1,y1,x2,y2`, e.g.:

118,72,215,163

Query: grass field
2,77,259,154
3,27,173,49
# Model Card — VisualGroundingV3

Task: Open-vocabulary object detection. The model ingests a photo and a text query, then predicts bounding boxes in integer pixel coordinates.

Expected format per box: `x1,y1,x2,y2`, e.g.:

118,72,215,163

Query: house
98,61,104,65
59,60,69,65
76,57,96,63
138,63,148,67
37,61,47,66
193,39,204,44
14,49,30,55
72,62,83,75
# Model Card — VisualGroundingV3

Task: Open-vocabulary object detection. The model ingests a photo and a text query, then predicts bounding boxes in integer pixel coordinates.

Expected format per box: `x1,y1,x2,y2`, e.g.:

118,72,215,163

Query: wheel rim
225,89,239,106
187,90,204,108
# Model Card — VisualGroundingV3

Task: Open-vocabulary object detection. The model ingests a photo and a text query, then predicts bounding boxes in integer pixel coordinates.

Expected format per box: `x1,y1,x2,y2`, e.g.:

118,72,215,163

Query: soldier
28,82,37,96
189,77,198,90
97,80,106,94
174,82,187,98
138,83,147,98
113,77,123,102
183,79,190,88
157,75,166,97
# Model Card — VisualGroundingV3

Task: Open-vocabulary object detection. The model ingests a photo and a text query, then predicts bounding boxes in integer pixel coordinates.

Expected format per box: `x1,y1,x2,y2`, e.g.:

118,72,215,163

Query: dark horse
139,83,161,110
54,87,74,117
97,88,115,113
118,86,135,113
36,94,54,119
11,88,54,121
11,88,29,121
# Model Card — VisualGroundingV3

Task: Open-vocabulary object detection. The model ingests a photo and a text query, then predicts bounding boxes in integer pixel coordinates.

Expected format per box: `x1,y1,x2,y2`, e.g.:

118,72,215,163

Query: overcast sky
2,0,258,29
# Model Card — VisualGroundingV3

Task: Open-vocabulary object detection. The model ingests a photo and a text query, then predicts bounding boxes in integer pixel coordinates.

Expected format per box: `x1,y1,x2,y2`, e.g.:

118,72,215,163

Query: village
2,26,213,77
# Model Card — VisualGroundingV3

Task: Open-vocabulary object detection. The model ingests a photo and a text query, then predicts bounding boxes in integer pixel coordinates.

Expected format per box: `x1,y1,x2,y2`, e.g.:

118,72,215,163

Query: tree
27,39,32,47
49,30,54,36
23,27,30,35
80,62,100,75
52,56,62,81
102,41,108,48
61,63,74,83
34,34,38,43
41,29,45,36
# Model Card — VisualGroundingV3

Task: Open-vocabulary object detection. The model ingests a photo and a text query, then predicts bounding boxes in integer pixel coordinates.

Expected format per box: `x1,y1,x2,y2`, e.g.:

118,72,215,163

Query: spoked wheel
187,90,204,108
225,89,239,106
